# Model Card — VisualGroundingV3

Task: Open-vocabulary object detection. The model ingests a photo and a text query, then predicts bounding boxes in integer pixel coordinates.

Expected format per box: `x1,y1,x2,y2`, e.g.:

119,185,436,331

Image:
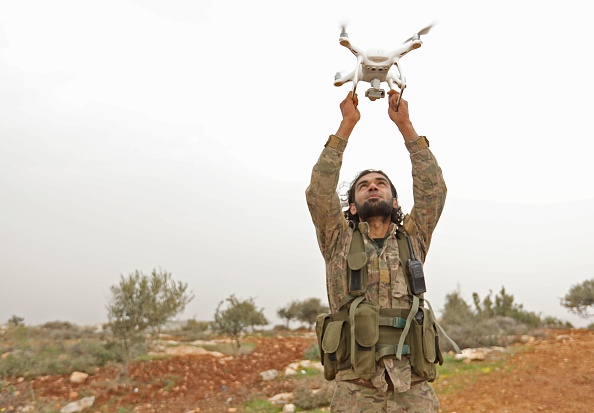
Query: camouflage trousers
330,380,439,413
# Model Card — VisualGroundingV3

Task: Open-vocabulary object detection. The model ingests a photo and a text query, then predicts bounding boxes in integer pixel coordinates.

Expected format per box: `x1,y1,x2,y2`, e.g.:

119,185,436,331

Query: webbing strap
339,294,356,310
378,315,407,328
376,343,410,360
347,229,367,296
348,295,366,367
425,299,462,354
396,295,419,360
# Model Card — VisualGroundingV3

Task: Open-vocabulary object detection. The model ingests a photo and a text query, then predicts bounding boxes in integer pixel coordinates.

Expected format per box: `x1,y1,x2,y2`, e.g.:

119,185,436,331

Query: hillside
1,329,593,412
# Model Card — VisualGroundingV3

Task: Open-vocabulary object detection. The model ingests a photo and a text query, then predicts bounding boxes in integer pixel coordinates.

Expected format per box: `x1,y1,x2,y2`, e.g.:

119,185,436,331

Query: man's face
349,172,398,221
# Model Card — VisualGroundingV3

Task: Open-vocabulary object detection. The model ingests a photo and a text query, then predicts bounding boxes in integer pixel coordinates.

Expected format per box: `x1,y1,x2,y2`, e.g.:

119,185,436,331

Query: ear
393,198,399,209
349,203,357,215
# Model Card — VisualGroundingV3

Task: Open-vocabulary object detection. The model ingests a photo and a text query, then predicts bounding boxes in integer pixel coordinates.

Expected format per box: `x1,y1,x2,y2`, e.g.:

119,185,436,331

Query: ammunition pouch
315,311,349,380
315,298,444,382
350,297,379,379
407,306,444,382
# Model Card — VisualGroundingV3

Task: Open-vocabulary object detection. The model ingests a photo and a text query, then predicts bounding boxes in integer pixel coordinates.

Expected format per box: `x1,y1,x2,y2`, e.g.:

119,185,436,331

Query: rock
69,372,89,384
283,367,298,377
314,362,325,372
259,369,279,381
163,346,225,357
520,335,536,344
60,396,95,413
268,392,294,404
282,404,296,413
454,348,486,361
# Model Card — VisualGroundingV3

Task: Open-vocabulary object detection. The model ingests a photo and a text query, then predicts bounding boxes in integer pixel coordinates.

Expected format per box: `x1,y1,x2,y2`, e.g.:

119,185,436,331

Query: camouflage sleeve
405,136,447,262
305,136,349,260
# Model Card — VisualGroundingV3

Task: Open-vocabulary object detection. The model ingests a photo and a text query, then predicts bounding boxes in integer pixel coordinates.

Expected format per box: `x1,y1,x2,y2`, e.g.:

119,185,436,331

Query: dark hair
343,169,404,226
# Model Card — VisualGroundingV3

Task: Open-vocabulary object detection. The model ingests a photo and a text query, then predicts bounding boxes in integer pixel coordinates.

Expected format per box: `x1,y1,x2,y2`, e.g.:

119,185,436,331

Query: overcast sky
1,0,593,329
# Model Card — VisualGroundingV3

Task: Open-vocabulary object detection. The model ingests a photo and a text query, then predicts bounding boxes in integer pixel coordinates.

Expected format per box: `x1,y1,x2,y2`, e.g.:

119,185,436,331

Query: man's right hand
335,91,360,140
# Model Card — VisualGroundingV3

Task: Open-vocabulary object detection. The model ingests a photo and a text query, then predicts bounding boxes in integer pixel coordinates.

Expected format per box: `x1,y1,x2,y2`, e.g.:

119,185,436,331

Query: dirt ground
436,328,594,413
3,329,594,413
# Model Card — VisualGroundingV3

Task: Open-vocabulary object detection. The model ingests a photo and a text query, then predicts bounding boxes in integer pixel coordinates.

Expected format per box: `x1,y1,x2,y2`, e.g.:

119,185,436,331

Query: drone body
334,25,433,104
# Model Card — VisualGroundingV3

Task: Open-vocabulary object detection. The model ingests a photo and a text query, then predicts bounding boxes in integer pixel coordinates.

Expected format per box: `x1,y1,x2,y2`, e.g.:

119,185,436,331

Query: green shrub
304,343,321,361
41,321,75,330
293,381,335,410
0,340,122,378
439,286,569,349
182,319,210,333
243,398,280,413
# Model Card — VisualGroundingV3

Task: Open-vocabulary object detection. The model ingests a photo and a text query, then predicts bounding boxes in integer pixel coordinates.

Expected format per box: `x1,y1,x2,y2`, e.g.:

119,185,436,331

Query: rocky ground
2,329,594,413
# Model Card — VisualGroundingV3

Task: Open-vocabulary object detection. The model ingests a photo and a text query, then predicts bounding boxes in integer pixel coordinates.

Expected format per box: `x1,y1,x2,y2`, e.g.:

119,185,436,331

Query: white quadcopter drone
334,23,434,109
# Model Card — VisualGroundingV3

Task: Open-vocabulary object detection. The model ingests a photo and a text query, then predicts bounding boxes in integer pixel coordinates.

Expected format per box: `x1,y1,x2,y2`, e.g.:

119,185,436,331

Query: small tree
441,289,475,327
296,298,329,330
561,278,594,318
7,315,25,327
472,287,542,327
144,269,195,337
106,269,193,377
212,295,268,351
277,300,301,329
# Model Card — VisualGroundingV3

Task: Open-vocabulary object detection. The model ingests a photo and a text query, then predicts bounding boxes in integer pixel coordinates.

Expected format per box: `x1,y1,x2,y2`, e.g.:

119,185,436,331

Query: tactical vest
315,225,460,382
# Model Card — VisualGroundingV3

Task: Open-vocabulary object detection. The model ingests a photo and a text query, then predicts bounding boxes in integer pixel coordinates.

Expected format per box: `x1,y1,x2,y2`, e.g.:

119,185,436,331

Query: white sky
1,0,593,329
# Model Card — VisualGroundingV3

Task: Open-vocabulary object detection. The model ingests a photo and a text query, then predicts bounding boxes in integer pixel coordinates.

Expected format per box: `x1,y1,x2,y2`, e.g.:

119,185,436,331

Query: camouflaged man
306,90,447,412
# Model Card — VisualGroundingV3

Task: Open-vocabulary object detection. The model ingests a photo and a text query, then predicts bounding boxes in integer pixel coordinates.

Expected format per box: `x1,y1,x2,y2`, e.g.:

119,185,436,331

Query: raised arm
305,92,360,258
387,90,447,260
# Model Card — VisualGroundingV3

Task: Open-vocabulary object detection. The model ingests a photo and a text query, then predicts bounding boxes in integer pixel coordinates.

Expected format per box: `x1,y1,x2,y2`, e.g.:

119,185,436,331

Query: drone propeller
339,20,349,38
403,22,435,42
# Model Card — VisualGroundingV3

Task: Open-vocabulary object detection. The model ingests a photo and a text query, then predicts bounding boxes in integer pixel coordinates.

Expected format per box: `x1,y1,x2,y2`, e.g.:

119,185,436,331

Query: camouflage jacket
305,134,446,393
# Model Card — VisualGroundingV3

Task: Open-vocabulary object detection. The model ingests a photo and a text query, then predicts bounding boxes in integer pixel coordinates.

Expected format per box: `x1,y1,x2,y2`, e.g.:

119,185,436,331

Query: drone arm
339,37,365,57
334,70,355,86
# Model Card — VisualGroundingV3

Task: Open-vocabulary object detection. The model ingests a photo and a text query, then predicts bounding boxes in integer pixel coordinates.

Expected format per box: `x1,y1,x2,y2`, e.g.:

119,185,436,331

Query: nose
368,182,379,191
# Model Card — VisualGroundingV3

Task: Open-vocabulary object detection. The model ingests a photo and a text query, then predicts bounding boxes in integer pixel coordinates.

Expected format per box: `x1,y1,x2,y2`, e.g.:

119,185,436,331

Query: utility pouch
347,232,368,296
408,307,443,382
316,313,350,381
350,300,379,379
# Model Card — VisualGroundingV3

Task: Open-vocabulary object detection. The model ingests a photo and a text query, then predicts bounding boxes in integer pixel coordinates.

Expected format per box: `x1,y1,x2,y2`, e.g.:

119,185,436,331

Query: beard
355,199,393,221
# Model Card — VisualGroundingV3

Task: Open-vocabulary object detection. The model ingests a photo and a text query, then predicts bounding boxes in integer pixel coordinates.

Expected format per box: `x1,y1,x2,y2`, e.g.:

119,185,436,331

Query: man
306,89,447,412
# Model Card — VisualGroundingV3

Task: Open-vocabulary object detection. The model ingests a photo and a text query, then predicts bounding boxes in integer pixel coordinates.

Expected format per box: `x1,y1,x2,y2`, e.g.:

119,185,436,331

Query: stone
268,392,294,404
60,396,95,413
259,369,279,381
69,372,89,384
282,404,296,413
283,367,298,377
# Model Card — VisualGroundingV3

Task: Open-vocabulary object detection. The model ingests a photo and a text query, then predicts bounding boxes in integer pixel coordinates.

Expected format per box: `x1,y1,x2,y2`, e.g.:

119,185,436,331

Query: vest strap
425,299,462,354
379,315,407,328
396,295,419,360
376,343,410,360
